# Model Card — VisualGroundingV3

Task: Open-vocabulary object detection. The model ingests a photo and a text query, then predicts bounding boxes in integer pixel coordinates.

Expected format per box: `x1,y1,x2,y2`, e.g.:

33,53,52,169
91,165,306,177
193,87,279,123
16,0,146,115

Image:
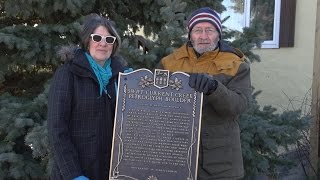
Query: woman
47,14,128,180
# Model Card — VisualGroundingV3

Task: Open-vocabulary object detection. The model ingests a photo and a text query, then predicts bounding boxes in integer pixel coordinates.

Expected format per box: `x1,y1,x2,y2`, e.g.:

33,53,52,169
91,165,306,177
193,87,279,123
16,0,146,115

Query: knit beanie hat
187,7,222,38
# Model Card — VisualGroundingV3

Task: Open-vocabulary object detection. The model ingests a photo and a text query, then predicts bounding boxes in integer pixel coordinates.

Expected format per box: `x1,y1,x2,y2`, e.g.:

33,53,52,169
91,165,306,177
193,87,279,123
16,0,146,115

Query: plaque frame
109,69,203,180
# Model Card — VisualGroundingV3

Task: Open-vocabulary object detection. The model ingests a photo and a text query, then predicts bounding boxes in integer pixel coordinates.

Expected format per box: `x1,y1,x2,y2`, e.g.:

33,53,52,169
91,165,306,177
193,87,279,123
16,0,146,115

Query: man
159,7,251,180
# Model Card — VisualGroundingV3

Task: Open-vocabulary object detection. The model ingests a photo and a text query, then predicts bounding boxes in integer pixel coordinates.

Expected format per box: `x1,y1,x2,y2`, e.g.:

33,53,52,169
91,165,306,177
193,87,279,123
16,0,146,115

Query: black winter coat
47,48,127,180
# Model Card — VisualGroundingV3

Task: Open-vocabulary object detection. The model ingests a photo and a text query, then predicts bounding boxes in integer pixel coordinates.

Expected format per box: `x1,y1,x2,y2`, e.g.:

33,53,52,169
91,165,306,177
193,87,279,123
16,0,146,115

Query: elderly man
159,7,251,180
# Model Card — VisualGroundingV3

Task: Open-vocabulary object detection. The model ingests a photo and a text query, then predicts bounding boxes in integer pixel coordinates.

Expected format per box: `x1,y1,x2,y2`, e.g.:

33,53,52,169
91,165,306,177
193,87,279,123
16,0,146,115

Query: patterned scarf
85,52,112,96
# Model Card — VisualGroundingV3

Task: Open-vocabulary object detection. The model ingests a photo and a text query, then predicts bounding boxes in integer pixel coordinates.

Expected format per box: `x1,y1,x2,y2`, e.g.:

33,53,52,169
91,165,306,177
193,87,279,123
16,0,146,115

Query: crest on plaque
154,69,169,89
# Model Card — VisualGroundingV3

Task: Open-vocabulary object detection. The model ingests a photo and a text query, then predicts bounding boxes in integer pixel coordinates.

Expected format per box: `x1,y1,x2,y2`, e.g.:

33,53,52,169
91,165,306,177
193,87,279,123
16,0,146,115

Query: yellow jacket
160,42,251,180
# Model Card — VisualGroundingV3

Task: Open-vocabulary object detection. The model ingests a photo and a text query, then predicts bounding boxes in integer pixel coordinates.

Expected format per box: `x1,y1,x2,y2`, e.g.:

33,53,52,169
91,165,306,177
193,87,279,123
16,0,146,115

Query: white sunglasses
90,34,116,44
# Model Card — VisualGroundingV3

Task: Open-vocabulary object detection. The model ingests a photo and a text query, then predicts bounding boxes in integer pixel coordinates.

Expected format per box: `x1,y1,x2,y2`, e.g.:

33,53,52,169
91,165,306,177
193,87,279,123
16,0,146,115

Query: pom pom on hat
187,7,222,37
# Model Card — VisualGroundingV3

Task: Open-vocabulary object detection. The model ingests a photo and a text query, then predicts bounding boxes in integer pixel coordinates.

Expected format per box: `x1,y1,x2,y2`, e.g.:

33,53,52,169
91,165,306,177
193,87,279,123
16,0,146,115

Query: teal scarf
85,52,112,96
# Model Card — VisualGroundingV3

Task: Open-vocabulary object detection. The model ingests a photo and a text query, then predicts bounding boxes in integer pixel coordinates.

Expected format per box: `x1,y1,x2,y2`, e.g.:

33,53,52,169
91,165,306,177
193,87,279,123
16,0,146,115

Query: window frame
243,0,282,48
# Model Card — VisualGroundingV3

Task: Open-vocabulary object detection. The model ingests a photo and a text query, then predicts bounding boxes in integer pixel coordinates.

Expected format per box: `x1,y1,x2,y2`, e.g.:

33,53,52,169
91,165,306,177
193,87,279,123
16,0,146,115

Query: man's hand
189,73,218,95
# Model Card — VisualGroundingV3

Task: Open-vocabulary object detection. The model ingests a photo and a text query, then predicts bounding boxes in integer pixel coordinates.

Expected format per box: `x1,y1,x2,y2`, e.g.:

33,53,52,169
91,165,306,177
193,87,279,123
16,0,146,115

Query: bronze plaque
109,69,203,180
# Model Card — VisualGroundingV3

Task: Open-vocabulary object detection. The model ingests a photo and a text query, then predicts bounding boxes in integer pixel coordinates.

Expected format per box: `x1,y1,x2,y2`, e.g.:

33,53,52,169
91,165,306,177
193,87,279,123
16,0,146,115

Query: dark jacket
160,42,251,179
47,47,127,180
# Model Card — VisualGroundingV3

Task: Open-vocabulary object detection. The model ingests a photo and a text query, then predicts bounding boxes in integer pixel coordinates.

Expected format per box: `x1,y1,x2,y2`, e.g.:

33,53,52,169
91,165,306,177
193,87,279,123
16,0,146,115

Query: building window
222,0,282,48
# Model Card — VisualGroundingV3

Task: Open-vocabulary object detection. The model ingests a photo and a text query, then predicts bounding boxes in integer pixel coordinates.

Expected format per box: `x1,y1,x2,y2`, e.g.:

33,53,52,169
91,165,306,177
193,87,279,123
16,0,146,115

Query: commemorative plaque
109,69,203,180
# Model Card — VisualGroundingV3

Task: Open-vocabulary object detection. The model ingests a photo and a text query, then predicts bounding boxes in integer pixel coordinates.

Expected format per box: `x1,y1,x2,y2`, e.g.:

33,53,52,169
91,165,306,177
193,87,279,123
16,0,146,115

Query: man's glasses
192,28,217,35
90,34,116,44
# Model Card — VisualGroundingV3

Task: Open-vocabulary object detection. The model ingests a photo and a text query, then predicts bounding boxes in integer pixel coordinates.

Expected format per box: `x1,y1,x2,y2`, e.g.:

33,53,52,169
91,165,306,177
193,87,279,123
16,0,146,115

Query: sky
221,0,245,32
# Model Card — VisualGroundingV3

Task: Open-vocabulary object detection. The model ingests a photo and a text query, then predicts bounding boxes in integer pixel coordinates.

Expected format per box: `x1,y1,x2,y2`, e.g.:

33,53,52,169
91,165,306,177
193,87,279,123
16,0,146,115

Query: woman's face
88,25,115,66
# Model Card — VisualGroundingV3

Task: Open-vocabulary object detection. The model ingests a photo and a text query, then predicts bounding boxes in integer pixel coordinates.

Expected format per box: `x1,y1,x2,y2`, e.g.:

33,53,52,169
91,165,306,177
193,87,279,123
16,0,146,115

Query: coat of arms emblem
153,69,169,89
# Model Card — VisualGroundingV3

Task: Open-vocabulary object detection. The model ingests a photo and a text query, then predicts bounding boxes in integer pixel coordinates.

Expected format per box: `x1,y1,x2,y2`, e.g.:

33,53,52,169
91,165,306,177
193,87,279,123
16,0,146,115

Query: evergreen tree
0,0,311,179
240,90,311,177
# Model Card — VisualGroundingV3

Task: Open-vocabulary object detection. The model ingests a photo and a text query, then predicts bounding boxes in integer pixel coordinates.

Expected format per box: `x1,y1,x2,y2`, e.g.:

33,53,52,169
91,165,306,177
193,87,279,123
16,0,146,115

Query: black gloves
189,73,218,95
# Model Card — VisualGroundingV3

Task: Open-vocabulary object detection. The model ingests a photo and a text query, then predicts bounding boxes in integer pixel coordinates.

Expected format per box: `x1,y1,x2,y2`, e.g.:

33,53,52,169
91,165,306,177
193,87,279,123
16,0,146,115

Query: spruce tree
0,0,311,179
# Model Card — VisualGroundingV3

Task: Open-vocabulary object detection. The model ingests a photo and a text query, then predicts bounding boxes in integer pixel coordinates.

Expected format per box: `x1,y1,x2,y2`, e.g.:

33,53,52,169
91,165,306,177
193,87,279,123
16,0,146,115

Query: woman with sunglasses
47,14,130,180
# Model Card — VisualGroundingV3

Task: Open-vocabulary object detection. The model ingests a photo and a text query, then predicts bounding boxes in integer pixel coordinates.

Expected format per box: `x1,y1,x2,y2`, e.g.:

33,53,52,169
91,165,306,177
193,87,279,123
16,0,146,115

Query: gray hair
79,13,121,57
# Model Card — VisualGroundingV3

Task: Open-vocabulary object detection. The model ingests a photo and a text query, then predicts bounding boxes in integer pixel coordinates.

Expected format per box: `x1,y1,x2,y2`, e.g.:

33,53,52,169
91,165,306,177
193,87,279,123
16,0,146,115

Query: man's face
190,22,220,54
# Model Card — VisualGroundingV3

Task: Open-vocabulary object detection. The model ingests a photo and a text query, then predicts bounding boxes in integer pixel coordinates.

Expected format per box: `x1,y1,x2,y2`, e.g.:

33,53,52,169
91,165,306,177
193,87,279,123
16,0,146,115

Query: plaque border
109,68,203,180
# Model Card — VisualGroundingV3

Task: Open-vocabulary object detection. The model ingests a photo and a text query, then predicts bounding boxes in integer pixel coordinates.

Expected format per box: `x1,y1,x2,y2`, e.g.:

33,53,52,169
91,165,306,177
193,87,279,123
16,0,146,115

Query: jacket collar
173,43,220,61
173,41,244,60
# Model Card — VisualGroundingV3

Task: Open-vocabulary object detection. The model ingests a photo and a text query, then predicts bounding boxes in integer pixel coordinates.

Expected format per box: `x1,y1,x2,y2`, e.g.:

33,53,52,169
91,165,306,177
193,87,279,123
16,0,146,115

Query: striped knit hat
187,7,222,38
